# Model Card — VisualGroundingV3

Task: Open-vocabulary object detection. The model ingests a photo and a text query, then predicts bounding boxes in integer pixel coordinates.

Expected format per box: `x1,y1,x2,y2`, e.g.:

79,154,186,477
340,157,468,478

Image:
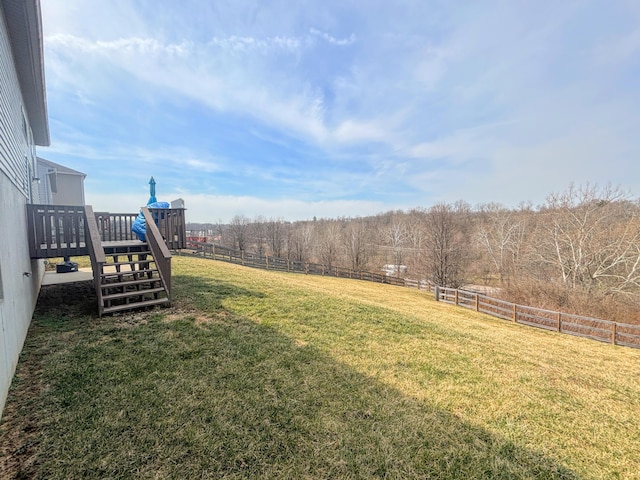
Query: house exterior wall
35,158,86,206
0,3,45,418
0,6,39,201
0,174,44,418
36,161,53,204
51,173,85,206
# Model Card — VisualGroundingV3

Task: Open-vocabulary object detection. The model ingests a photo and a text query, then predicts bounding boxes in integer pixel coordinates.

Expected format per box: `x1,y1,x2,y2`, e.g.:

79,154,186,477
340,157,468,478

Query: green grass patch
2,256,639,479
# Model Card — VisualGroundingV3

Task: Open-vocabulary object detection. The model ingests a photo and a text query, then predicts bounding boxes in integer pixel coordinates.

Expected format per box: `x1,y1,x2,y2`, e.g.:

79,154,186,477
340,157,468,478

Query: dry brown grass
500,279,640,325
1,256,639,479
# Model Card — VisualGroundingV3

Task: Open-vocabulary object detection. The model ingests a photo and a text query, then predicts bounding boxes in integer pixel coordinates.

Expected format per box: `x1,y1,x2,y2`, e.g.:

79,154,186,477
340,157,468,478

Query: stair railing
84,205,107,315
142,207,172,302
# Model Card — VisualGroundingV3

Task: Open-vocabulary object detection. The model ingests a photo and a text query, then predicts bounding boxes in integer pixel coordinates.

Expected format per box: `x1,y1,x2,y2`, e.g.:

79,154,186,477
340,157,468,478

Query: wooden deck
27,204,186,315
42,268,93,286
41,260,145,286
26,204,186,259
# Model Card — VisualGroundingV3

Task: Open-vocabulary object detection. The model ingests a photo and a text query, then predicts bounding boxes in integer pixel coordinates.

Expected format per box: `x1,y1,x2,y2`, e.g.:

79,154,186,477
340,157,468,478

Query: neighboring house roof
1,0,49,146
37,157,86,177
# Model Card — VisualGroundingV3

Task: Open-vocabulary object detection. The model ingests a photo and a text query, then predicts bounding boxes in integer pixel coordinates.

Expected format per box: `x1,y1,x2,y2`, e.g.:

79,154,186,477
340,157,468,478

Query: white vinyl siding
0,3,44,418
0,5,37,199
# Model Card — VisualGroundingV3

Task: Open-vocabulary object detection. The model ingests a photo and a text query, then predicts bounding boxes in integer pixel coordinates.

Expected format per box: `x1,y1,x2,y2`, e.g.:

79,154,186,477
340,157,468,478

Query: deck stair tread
102,287,167,301
101,278,162,290
102,298,170,314
100,268,159,279
93,240,171,315
103,260,156,268
106,252,152,258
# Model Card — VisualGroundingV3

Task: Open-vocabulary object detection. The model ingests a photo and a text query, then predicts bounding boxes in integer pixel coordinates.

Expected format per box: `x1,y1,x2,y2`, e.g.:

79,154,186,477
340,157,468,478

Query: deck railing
27,204,187,258
26,204,88,258
94,212,138,242
149,208,186,250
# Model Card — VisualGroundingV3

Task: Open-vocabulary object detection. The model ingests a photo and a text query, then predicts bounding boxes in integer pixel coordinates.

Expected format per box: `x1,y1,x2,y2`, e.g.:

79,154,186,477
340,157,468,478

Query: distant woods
188,184,640,323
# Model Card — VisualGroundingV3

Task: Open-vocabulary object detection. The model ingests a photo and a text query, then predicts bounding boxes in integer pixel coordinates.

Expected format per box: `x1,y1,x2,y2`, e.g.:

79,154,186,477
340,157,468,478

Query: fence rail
183,241,640,350
435,286,640,349
182,242,405,286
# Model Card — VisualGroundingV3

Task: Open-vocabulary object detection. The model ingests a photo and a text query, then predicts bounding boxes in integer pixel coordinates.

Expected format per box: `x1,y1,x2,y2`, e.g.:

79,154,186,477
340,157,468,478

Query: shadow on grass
1,274,580,479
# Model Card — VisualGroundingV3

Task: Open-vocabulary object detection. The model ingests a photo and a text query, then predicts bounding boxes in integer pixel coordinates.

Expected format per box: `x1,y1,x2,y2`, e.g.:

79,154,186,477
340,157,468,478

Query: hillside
2,256,639,479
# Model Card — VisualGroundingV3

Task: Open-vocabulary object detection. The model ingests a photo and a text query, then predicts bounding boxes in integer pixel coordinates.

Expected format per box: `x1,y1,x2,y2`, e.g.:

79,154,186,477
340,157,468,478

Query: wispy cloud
86,192,388,222
40,0,640,221
309,28,356,46
208,35,301,53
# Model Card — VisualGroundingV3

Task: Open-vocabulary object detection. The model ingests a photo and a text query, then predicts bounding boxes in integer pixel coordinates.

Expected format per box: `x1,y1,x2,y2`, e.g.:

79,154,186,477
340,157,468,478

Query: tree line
187,184,640,323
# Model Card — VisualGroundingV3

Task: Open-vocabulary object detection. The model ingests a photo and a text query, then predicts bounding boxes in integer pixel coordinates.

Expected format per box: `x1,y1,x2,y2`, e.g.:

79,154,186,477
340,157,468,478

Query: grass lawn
1,256,639,479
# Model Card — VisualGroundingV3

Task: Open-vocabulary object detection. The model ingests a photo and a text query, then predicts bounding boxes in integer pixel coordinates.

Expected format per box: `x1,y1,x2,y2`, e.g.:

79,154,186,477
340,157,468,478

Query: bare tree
266,217,286,258
537,183,640,295
476,203,526,285
423,203,469,287
250,215,267,256
318,220,342,267
344,220,370,272
385,219,408,276
215,218,234,248
229,214,250,251
289,223,314,262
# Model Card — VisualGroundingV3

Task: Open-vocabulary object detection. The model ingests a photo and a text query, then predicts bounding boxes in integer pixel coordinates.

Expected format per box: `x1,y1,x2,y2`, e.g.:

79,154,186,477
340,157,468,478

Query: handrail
84,205,106,264
142,207,172,302
84,205,106,315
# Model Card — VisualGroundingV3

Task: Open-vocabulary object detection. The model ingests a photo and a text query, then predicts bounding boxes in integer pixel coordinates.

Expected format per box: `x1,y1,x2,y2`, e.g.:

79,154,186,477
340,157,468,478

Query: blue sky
40,1,640,222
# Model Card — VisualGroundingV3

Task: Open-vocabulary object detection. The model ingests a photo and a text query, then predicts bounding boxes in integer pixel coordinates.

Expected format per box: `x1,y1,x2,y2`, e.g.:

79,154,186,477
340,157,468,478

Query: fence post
434,286,440,301
241,250,245,266
611,323,617,345
475,294,479,312
305,262,309,274
287,259,290,272
454,290,459,305
512,303,517,322
266,256,269,270
557,312,562,332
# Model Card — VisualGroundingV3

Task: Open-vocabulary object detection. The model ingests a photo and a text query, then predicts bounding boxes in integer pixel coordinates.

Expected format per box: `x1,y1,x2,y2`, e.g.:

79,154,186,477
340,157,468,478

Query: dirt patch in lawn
1,281,95,478
0,344,47,478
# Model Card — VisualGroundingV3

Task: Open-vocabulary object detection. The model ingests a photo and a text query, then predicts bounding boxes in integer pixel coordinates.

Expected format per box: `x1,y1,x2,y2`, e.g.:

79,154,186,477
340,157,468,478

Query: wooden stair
98,242,170,315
